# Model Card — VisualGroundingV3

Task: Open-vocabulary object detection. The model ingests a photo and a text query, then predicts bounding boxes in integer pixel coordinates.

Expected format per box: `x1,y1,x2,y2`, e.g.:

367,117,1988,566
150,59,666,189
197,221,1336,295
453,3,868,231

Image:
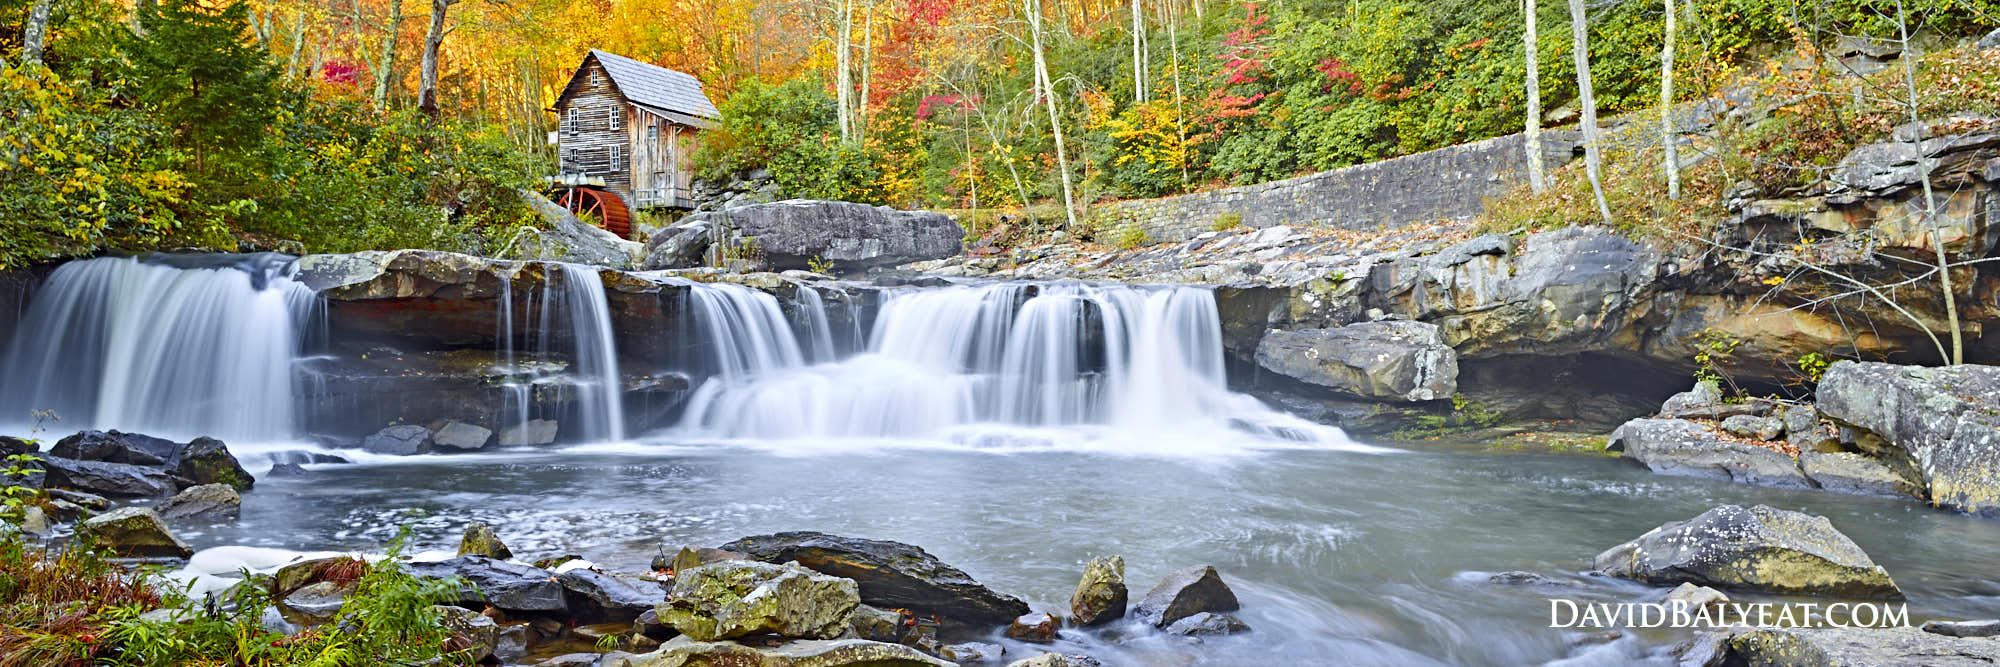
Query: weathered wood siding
557,60,633,198
630,114,702,209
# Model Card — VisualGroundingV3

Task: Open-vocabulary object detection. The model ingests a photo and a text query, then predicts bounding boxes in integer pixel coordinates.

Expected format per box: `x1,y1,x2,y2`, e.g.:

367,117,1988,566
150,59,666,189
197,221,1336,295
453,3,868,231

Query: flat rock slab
721,531,1029,627
608,636,956,667
1593,504,1901,598
1725,626,2000,666
1609,419,1811,489
406,555,568,613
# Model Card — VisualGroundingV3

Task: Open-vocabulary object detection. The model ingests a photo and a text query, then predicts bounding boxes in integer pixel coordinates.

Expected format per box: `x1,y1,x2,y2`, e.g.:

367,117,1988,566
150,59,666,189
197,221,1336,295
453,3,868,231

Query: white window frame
563,108,579,133
607,145,624,173
607,106,622,132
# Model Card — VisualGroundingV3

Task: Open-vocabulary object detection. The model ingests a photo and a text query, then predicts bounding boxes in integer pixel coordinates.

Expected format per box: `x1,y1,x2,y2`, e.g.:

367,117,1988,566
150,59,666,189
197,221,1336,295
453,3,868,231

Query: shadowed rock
81,507,193,558
608,636,956,667
720,531,1029,627
1131,565,1241,628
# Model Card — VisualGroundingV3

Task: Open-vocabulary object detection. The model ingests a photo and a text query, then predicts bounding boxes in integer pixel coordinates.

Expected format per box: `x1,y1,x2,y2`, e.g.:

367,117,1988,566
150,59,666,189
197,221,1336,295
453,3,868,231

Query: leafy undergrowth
1479,45,2000,239
0,528,472,666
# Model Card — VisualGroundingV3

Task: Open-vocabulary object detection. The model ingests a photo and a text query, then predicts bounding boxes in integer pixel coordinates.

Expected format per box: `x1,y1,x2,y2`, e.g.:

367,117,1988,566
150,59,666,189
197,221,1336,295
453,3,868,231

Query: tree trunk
1130,0,1146,103
1896,0,1960,363
132,0,155,36
1523,0,1545,193
418,0,454,118
858,0,874,140
22,0,54,67
375,0,405,110
287,10,309,77
1027,0,1080,232
1660,0,1679,200
1168,0,1187,185
1566,0,1612,224
835,0,854,142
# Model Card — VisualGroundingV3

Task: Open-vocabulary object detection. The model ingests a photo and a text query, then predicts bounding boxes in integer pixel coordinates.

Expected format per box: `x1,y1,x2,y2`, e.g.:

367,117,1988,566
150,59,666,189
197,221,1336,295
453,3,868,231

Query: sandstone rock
1608,419,1810,489
1816,362,2000,517
1255,321,1456,402
1131,565,1241,628
1005,612,1059,642
1006,654,1103,667
1723,626,2000,666
432,421,494,451
157,483,242,522
1720,415,1784,441
457,521,512,559
1799,451,1922,498
848,604,907,643
499,419,561,447
16,506,50,535
647,200,963,273
558,568,669,622
1661,583,1730,610
1922,619,2000,638
720,531,1029,627
407,556,569,613
362,425,434,455
658,545,750,573
435,605,500,662
610,636,955,667
659,560,859,641
80,507,193,558
281,580,351,624
519,190,645,269
940,641,1006,662
1162,611,1251,636
1069,555,1127,627
1593,504,1901,598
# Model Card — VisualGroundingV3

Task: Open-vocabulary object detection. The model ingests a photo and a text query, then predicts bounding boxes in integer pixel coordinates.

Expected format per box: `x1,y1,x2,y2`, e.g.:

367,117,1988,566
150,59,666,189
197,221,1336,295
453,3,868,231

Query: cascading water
0,254,317,442
510,263,627,442
674,282,1365,452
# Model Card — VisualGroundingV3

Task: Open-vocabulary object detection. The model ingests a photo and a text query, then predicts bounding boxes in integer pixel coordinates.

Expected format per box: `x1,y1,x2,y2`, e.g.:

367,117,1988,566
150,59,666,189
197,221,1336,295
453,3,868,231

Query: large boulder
44,431,253,492
557,569,669,622
1722,626,2000,666
658,560,859,641
38,456,177,498
362,425,434,456
1815,361,2000,517
518,190,646,269
157,483,242,522
457,521,512,559
405,556,568,613
1607,419,1811,489
175,437,254,491
720,532,1029,627
1253,321,1457,402
1131,565,1241,628
1069,555,1128,627
431,421,494,451
51,430,179,465
1593,504,1902,598
609,636,955,667
80,507,194,558
646,200,964,273
1799,451,1923,498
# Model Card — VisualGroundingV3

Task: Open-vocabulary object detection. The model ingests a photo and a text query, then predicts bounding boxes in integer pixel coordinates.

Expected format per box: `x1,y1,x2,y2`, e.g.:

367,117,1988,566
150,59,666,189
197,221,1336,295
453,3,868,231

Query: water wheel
553,186,632,238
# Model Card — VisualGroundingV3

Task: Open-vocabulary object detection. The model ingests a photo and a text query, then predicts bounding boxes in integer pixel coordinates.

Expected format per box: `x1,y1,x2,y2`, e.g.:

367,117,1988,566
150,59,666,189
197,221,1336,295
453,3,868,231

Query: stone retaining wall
1096,131,1580,242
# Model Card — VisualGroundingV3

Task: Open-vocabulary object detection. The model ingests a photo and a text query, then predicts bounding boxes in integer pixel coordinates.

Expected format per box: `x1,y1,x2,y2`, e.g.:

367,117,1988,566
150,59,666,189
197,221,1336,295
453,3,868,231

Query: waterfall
674,282,1350,450
0,254,317,442
541,264,626,442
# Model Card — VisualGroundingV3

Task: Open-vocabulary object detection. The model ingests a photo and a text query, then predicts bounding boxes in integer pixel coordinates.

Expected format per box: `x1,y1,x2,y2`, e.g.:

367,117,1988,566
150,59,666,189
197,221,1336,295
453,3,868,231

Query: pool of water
180,439,2000,666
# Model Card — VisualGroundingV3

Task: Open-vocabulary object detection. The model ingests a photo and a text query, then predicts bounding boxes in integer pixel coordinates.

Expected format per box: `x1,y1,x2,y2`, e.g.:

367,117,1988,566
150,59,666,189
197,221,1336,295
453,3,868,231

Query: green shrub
692,78,884,204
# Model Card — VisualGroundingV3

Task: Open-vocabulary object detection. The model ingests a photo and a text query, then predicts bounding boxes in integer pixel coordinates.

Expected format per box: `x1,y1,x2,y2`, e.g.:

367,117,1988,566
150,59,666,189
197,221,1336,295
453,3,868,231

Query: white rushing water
0,254,317,442
489,263,628,442
673,282,1374,454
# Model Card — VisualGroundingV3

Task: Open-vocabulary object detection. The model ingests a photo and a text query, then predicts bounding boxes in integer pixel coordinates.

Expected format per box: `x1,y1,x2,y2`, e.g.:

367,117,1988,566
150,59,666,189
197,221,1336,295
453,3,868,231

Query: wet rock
498,419,560,447
271,556,366,597
1163,611,1251,636
1069,555,1127,627
1720,415,1784,441
1593,504,1902,598
361,425,433,455
657,545,750,573
38,456,176,497
1661,583,1730,610
941,641,1006,662
281,581,352,624
610,636,956,667
1722,626,2000,665
176,437,254,491
1816,361,2000,517
45,488,110,510
269,450,351,466
1608,419,1811,489
720,531,1030,627
51,430,178,465
431,421,494,451
1921,619,2000,638
266,462,309,477
848,604,907,643
659,560,859,641
157,483,242,522
495,623,530,662
80,507,193,558
436,604,500,662
1485,571,1571,586
407,556,569,613
1253,321,1457,402
558,568,669,622
457,521,513,559
0,435,34,456
1006,654,1103,667
1131,565,1241,628
16,506,50,535
1799,451,1922,498
536,654,606,667
646,200,964,273
1005,612,1059,642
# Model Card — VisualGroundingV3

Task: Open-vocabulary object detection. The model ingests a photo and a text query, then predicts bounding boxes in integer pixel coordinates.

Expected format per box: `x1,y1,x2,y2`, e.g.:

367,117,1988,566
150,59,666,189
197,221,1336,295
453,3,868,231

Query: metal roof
579,49,720,120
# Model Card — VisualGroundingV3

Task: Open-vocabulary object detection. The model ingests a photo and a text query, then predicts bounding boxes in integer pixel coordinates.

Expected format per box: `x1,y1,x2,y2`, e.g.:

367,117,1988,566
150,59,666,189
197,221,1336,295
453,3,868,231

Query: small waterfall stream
0,254,317,442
